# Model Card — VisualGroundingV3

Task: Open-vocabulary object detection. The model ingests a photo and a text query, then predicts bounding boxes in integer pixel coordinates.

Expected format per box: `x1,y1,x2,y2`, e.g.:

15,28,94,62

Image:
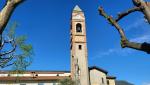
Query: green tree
0,22,33,71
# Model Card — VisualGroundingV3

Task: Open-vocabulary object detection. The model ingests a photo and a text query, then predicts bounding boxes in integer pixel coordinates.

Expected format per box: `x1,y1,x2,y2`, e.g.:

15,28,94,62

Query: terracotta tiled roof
0,70,70,74
0,70,70,81
0,76,69,81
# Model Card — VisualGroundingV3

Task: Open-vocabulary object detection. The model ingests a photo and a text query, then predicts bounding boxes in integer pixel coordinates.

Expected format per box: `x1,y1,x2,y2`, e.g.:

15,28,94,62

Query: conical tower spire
73,5,82,12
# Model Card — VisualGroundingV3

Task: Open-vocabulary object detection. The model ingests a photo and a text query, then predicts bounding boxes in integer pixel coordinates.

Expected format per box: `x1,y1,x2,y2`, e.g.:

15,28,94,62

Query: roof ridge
89,66,108,74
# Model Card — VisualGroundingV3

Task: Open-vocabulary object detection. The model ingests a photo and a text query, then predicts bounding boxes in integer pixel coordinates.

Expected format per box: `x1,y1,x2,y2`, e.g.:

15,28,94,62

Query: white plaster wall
90,69,107,85
107,79,116,85
0,73,70,77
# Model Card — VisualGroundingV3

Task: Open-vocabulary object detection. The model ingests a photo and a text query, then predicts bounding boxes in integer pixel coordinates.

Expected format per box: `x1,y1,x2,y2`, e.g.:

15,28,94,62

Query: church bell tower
70,5,89,85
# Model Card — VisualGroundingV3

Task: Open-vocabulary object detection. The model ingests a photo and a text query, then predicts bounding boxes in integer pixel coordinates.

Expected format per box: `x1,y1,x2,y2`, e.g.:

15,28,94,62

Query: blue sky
1,0,150,85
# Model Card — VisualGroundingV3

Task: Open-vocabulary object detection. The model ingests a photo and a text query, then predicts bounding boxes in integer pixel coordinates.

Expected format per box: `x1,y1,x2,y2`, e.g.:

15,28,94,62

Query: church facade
0,5,116,85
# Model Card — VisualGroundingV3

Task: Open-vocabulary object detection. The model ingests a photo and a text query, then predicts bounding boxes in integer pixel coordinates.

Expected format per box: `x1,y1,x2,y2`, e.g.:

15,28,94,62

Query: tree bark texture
0,0,23,34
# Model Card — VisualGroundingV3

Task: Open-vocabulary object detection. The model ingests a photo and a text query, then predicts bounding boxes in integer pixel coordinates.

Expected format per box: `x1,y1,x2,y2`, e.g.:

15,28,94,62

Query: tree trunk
133,0,150,23
122,40,150,54
0,0,23,47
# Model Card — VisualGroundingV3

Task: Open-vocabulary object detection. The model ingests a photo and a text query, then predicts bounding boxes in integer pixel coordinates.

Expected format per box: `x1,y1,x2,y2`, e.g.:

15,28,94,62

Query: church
0,5,116,85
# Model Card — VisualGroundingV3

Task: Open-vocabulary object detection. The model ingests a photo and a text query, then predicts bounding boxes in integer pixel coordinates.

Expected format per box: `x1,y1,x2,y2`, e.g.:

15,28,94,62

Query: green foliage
59,78,75,85
12,27,33,72
7,22,18,38
16,35,27,46
1,22,33,72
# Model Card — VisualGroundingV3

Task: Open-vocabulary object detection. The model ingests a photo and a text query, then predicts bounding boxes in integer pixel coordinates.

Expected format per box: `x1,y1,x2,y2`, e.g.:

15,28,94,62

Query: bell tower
70,5,89,85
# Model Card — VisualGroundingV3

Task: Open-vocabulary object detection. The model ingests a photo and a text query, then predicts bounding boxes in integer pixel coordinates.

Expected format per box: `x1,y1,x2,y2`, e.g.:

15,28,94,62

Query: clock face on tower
73,14,84,19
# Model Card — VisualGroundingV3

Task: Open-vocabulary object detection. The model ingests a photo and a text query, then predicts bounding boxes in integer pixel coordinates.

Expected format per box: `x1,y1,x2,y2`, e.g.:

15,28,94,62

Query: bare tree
99,0,150,54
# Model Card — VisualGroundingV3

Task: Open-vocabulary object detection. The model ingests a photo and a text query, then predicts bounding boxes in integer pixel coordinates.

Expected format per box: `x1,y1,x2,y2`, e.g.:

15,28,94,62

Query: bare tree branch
1,62,14,68
0,42,4,50
132,0,150,24
0,0,24,34
122,40,150,53
0,35,3,49
116,6,143,22
0,39,16,56
0,54,14,68
99,7,127,40
99,7,150,53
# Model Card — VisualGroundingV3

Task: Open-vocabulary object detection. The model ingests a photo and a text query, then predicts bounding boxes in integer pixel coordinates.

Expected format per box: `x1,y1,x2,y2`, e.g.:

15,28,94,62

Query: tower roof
73,5,82,12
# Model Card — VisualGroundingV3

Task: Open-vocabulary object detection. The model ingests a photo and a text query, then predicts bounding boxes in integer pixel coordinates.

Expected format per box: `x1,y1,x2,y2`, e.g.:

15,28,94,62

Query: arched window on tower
76,23,82,32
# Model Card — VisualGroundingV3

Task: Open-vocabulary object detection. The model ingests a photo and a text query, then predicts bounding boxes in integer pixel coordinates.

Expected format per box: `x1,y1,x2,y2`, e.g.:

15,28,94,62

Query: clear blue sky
1,0,150,85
